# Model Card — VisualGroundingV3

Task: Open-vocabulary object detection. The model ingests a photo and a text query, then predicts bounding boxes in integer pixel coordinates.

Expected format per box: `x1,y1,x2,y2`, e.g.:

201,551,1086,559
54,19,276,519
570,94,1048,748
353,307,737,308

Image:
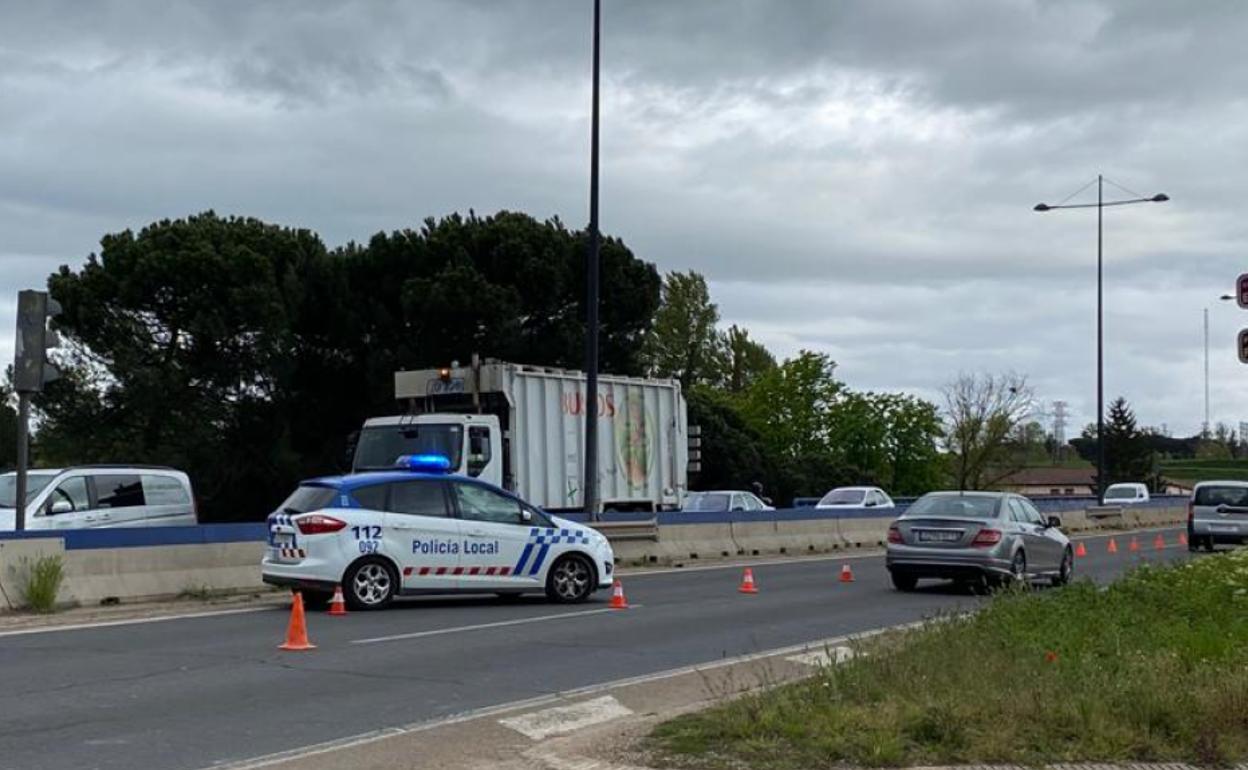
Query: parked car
884,491,1072,592
1187,480,1248,552
261,454,614,610
1103,482,1150,505
816,486,895,510
683,491,773,512
0,466,197,531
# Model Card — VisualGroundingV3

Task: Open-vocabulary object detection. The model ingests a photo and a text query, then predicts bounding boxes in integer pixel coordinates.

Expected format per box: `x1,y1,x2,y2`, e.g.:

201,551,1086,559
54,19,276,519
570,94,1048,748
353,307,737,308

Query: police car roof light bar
396,454,453,473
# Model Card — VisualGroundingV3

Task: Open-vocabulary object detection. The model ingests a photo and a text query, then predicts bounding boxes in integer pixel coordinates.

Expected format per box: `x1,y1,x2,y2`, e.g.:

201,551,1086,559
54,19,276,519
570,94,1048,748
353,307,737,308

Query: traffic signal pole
14,392,30,531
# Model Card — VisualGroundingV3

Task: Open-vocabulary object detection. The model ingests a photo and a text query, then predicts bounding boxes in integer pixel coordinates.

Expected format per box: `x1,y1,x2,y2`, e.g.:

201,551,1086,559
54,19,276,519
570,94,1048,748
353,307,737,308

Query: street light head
1033,203,1051,212
1151,193,1169,202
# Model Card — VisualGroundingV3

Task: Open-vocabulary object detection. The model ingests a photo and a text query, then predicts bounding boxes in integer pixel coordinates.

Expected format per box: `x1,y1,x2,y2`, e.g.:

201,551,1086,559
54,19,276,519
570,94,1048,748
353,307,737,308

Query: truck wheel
345,558,398,610
546,555,595,604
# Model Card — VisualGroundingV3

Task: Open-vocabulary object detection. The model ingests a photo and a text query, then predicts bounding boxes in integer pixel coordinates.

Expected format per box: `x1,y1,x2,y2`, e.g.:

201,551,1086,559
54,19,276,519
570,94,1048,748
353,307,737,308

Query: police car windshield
354,424,464,471
0,473,56,508
278,485,338,514
684,493,730,512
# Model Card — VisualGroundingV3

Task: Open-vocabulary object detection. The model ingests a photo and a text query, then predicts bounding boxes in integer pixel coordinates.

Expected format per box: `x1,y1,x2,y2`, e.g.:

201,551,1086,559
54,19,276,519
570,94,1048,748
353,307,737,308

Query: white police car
260,455,615,610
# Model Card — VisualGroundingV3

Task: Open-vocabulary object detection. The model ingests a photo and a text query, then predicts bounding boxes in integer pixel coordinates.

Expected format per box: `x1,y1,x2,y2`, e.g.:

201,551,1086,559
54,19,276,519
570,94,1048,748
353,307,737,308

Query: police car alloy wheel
546,554,594,604
346,558,397,610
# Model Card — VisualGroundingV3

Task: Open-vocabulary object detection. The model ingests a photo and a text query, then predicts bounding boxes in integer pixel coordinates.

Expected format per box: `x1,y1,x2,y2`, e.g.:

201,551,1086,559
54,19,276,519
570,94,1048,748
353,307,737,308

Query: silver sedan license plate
918,530,961,543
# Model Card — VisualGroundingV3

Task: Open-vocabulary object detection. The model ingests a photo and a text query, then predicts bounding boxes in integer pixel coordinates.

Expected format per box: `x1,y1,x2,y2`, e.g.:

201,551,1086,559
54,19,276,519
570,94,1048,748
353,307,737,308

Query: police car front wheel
345,558,398,610
546,554,595,604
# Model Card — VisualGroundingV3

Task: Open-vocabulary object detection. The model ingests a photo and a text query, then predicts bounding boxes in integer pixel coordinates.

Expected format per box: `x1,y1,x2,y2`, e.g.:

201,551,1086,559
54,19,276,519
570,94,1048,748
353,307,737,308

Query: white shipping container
385,362,689,512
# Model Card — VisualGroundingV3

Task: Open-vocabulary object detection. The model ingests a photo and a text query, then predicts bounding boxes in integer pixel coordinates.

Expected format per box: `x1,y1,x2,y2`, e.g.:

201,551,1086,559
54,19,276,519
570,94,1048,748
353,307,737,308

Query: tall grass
652,549,1248,767
20,555,66,614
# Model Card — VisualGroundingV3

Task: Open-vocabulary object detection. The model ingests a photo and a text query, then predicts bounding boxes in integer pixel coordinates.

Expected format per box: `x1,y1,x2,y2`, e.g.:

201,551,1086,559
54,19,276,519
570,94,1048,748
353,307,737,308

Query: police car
260,455,615,610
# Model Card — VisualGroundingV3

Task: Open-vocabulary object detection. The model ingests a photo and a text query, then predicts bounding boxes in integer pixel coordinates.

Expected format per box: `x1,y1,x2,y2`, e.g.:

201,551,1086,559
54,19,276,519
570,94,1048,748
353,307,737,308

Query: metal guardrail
590,518,659,542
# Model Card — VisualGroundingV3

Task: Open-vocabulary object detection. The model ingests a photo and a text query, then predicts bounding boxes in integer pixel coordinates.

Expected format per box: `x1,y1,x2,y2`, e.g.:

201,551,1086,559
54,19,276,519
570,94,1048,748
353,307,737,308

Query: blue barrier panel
0,524,267,550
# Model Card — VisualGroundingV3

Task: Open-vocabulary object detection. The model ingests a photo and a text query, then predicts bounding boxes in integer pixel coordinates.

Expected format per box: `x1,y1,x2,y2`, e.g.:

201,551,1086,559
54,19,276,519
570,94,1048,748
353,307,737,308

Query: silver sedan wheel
551,557,592,602
352,563,393,606
1010,551,1028,585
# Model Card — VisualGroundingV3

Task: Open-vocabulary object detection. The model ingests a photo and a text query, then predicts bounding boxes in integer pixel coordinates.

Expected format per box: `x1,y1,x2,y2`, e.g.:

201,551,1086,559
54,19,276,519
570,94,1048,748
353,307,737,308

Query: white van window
95,475,146,509
141,475,190,505
45,477,90,515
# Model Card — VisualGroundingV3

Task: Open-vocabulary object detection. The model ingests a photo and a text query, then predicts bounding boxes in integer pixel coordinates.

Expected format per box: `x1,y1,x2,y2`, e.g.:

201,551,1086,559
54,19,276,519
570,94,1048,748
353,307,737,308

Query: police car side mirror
521,509,533,523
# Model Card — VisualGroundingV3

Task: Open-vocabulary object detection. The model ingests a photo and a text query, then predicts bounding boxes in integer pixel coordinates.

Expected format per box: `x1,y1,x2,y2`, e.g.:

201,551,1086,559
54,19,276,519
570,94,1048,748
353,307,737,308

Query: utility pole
1203,307,1210,437
582,0,602,521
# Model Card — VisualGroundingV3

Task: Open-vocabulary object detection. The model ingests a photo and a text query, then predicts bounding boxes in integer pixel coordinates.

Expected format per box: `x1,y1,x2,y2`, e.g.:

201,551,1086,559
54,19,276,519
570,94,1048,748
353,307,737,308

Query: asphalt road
0,528,1195,770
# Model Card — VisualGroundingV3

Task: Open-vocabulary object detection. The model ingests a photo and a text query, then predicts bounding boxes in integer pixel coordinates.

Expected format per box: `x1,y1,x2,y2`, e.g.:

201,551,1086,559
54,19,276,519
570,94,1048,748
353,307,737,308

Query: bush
20,555,65,613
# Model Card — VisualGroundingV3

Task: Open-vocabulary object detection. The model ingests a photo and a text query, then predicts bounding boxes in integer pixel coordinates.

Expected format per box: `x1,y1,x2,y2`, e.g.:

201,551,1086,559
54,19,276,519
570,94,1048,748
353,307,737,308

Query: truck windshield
354,424,464,471
0,473,56,508
1104,486,1138,500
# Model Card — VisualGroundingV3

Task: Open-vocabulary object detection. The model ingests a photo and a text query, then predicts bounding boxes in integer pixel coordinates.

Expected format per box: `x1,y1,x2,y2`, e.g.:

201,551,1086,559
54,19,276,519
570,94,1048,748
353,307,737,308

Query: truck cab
351,415,505,489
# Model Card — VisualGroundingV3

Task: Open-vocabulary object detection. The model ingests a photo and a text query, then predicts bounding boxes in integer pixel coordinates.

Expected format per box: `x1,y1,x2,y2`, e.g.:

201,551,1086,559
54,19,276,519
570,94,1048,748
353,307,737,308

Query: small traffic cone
278,593,316,651
738,567,759,594
1129,537,1140,553
328,585,347,616
1075,541,1088,558
839,563,855,583
1107,538,1118,554
1179,531,1189,546
608,580,629,610
1153,534,1166,551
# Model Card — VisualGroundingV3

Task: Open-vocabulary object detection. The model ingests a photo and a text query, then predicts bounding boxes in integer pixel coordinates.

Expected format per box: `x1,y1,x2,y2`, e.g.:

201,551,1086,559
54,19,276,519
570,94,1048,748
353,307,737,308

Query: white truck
350,361,690,513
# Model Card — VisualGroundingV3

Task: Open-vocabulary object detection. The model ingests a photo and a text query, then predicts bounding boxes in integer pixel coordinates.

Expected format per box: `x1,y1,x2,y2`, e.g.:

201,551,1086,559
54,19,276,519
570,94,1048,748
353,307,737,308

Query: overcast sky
2,0,1246,437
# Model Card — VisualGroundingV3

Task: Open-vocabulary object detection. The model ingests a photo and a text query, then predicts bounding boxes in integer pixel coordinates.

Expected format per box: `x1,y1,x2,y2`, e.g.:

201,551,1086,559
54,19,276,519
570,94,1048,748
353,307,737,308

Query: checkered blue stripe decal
513,528,591,576
267,513,297,547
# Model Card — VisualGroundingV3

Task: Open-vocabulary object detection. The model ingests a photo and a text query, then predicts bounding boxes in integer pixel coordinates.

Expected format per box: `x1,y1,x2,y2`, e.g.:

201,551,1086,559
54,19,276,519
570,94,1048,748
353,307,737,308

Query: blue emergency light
395,454,453,473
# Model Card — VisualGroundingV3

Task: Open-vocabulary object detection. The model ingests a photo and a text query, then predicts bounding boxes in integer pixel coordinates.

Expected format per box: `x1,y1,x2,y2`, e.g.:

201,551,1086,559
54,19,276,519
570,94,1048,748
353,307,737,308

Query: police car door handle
467,528,489,537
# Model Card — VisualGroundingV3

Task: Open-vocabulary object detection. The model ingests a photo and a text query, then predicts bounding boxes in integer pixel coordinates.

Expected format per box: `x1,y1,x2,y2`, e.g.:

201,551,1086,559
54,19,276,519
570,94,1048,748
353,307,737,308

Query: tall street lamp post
583,0,602,521
1206,294,1236,435
1034,175,1168,504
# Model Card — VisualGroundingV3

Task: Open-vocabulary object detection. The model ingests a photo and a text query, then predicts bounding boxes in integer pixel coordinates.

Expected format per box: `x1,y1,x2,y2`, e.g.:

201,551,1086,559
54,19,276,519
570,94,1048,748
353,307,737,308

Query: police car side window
454,483,523,525
390,481,450,517
352,484,389,511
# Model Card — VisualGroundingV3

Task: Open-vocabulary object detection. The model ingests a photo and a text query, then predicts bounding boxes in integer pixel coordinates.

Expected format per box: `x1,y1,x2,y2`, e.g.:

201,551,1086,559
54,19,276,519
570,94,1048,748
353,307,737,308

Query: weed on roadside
19,555,65,614
650,549,1248,768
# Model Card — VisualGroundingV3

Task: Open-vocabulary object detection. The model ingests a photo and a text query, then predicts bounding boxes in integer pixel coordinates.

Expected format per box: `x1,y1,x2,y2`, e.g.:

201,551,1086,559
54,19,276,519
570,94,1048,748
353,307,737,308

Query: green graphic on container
615,392,654,489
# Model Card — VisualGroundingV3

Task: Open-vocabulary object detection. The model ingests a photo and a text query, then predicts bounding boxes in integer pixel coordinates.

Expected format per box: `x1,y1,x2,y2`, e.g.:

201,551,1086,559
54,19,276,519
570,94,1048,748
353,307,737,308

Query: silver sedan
885,491,1073,592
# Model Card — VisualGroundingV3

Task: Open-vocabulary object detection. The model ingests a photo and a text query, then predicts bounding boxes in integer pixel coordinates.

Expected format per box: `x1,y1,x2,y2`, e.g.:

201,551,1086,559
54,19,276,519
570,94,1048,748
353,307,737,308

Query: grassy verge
651,550,1248,767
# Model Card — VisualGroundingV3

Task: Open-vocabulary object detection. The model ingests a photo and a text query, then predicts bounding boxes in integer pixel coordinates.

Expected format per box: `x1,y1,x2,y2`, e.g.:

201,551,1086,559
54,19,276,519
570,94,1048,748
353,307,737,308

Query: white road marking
0,605,275,639
499,695,634,740
200,621,927,770
786,644,855,667
351,607,623,645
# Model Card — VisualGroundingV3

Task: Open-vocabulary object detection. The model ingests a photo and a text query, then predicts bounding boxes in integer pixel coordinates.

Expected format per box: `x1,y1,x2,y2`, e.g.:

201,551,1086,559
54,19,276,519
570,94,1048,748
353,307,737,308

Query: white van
0,466,197,531
1103,482,1150,505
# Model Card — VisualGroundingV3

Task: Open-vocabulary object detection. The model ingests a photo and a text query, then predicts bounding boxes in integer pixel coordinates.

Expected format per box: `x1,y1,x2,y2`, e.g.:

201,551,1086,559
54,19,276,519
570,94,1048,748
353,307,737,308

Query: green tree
685,386,771,495
723,325,775,393
943,372,1035,490
644,271,727,390
0,382,17,471
35,210,662,522
1102,397,1154,484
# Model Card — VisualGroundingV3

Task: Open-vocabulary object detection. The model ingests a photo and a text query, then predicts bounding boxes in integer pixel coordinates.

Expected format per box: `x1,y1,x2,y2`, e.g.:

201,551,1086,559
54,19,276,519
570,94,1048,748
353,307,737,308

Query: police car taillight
296,514,347,535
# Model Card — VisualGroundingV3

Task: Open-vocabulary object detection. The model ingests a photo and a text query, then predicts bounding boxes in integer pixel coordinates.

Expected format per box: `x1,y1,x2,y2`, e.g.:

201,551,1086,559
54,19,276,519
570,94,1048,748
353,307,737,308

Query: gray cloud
1,0,1246,437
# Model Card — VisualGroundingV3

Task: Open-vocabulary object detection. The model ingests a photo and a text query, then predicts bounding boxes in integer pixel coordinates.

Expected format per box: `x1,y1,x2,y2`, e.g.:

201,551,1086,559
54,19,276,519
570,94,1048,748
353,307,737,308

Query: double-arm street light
1034,175,1169,504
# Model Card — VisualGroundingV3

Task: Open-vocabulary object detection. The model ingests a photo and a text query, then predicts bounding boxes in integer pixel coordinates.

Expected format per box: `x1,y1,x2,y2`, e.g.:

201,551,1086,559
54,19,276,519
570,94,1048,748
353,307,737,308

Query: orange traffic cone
1075,541,1088,558
279,593,316,651
1129,537,1140,553
608,580,629,610
1179,531,1189,546
1107,538,1118,554
738,567,759,594
839,563,855,583
1153,534,1166,551
328,585,347,616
